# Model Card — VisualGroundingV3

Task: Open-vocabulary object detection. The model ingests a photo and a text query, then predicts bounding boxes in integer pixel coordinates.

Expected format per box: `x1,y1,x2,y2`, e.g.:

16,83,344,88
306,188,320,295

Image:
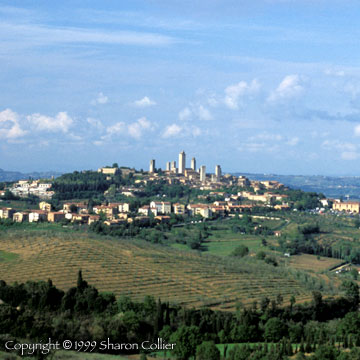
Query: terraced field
0,230,318,311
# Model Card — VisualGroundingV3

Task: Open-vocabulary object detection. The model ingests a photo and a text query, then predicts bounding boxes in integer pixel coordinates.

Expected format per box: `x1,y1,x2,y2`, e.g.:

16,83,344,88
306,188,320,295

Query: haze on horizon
1,0,360,176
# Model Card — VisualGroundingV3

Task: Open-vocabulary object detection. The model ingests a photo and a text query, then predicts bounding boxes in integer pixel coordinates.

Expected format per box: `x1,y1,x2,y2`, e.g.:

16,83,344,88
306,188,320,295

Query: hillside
0,168,62,182
0,229,321,311
236,172,360,199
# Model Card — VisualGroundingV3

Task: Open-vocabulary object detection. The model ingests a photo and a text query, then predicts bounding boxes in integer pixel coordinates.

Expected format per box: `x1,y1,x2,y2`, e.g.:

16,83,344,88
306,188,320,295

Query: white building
149,201,171,214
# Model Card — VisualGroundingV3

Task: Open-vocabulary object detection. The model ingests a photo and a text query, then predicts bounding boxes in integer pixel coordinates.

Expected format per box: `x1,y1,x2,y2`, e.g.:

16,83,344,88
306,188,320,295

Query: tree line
0,272,360,359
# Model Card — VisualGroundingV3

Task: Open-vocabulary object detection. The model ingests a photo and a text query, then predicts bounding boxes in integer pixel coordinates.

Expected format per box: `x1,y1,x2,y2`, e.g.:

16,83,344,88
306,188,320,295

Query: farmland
0,226,329,311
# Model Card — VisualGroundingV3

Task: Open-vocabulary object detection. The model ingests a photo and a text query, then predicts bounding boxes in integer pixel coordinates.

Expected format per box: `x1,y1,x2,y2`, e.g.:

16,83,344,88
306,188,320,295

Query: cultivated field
0,229,319,311
287,254,343,272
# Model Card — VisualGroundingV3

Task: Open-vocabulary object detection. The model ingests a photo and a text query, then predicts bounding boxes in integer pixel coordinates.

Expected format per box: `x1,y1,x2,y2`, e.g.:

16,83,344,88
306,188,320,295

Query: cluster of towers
149,151,222,183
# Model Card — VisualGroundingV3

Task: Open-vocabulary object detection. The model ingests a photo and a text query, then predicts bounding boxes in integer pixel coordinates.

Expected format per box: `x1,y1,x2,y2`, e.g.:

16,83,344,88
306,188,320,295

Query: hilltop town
0,150,358,227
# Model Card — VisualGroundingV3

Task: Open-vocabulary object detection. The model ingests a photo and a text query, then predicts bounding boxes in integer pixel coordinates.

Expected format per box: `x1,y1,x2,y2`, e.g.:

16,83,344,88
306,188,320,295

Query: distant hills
0,168,62,182
234,173,360,199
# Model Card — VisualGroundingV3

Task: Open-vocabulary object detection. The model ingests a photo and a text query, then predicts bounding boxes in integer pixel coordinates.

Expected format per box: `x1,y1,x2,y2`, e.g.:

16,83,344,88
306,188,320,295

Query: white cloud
238,142,279,153
106,121,126,136
192,126,202,137
286,137,299,146
91,92,108,105
162,124,182,138
267,75,304,103
249,132,283,141
0,22,177,48
197,105,213,121
178,107,192,121
322,139,357,152
87,117,103,129
133,96,156,107
27,111,73,133
128,117,151,139
104,117,152,140
354,124,360,136
224,79,260,110
324,68,345,77
178,104,213,121
0,108,27,139
341,151,360,160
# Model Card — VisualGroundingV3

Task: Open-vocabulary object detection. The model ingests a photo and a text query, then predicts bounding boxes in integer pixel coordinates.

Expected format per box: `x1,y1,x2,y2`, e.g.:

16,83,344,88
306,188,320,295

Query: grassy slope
0,226,318,311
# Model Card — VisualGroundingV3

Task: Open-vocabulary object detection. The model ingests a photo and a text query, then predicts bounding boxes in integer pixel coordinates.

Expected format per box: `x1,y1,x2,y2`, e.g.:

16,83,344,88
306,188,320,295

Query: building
88,215,100,225
191,157,196,171
166,162,171,171
149,159,155,173
187,204,211,218
238,176,251,187
97,167,120,175
200,165,206,183
13,212,29,223
29,210,47,222
39,201,52,212
71,214,90,224
138,205,151,216
173,203,186,215
149,201,171,214
47,212,65,222
179,151,186,174
333,201,360,213
215,165,222,182
63,202,88,214
171,161,177,173
0,208,16,219
93,205,118,218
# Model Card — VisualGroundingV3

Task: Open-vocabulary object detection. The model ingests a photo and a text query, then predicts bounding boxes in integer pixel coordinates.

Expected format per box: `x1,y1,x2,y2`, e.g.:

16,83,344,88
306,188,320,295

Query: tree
313,344,338,360
170,325,201,360
264,317,287,342
196,341,220,360
231,245,249,258
342,280,360,309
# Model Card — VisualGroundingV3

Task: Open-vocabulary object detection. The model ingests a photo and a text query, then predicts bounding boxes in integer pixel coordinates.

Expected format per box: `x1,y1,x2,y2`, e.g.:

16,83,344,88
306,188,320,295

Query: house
0,208,16,219
173,203,186,215
210,205,226,216
129,216,150,225
333,201,360,213
88,215,100,225
274,204,290,210
63,202,88,214
274,231,282,237
93,205,118,218
187,204,212,218
13,212,29,223
149,201,171,214
108,202,130,213
47,212,65,222
71,214,90,224
237,176,250,187
138,206,150,216
104,219,127,226
97,167,120,175
155,215,171,223
29,210,47,222
39,201,52,212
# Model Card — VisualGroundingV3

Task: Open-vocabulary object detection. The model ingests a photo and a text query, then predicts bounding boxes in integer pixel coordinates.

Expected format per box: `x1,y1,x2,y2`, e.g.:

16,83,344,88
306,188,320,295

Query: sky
2,0,360,175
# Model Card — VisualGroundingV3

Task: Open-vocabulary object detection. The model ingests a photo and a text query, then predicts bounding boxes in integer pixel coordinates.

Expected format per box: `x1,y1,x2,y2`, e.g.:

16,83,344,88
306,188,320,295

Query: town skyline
2,1,360,176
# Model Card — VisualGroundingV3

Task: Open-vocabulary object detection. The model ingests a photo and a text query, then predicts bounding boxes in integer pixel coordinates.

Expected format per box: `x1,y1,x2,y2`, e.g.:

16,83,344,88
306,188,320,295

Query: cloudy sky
1,0,360,175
